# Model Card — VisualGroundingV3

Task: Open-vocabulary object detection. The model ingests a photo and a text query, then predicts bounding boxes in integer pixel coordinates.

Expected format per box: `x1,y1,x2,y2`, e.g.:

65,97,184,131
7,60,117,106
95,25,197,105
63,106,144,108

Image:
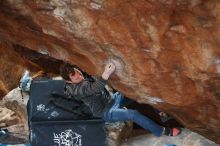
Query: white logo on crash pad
36,104,46,111
53,129,82,146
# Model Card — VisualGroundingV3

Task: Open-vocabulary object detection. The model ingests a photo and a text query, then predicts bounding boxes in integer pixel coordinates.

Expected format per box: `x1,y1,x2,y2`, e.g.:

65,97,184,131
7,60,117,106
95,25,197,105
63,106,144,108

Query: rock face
0,88,29,144
0,42,40,98
0,0,220,143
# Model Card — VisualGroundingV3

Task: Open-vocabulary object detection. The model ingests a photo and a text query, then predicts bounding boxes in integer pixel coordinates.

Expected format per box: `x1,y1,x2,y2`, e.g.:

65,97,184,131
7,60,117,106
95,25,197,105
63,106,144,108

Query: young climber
59,62,181,137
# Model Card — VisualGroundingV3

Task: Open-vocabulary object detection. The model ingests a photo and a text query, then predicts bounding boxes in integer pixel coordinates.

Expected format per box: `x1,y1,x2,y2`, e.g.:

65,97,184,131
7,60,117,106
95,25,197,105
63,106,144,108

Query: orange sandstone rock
0,0,219,143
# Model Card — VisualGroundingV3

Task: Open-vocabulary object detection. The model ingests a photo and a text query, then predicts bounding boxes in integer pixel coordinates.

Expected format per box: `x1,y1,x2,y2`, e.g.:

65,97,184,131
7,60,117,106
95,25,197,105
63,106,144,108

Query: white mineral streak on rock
146,24,161,58
138,96,164,105
90,2,102,10
51,0,93,39
214,59,220,73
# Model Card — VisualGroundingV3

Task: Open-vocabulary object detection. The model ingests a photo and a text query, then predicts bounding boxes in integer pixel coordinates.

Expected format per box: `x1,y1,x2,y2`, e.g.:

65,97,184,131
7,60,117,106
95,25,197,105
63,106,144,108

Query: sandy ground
122,128,220,146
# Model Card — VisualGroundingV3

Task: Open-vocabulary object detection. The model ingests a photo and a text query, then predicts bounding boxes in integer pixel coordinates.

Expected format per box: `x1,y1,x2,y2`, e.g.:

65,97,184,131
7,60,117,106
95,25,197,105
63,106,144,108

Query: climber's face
69,69,84,84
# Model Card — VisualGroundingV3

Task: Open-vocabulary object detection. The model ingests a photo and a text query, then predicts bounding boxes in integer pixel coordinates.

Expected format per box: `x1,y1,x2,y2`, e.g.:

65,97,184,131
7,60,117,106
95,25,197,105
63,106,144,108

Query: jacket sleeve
68,77,107,98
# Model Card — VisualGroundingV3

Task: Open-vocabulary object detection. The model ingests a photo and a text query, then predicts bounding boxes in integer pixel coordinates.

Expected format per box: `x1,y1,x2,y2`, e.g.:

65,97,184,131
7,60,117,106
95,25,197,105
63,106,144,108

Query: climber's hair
59,63,77,81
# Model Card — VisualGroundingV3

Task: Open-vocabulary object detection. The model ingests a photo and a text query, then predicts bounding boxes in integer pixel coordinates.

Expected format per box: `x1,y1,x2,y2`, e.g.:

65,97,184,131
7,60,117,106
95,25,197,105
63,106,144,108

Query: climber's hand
102,62,116,80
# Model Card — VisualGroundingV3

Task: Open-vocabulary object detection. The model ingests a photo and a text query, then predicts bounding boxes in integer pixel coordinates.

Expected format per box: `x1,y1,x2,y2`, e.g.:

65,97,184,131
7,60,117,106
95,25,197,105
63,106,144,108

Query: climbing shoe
0,129,9,140
164,127,181,136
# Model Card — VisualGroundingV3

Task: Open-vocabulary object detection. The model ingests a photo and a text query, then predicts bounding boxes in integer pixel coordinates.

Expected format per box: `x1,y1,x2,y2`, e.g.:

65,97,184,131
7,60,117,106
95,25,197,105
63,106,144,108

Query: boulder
0,0,220,143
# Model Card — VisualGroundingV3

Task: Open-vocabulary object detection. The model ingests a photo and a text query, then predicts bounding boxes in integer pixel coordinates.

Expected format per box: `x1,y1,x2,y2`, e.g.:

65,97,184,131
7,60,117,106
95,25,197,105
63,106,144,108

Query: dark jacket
64,76,114,117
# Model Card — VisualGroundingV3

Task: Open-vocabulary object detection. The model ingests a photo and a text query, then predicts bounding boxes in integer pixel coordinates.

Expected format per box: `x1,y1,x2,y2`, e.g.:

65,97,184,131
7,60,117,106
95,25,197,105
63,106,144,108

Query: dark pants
102,92,164,137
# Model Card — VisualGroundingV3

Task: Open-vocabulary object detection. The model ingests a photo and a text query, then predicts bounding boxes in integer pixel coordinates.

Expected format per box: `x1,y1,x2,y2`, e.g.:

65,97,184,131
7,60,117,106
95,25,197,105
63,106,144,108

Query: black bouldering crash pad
28,79,106,146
